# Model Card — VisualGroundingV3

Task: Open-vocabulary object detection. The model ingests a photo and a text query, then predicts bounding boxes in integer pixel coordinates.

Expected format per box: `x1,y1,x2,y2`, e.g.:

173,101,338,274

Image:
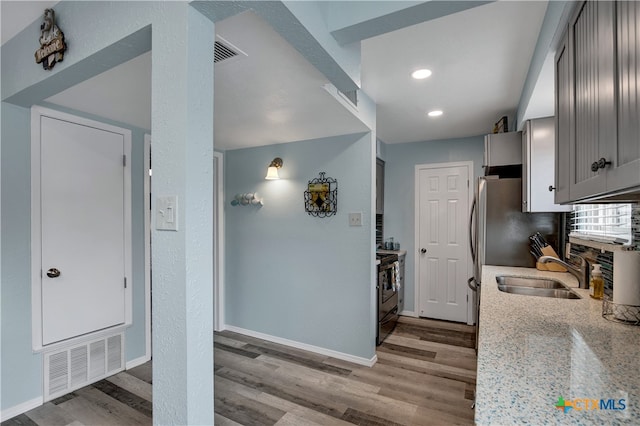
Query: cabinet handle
597,158,611,169
420,248,427,254
548,185,556,192
591,158,612,172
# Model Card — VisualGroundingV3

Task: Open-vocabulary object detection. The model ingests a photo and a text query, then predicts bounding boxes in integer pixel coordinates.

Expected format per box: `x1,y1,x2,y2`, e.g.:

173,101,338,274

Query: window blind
570,204,632,244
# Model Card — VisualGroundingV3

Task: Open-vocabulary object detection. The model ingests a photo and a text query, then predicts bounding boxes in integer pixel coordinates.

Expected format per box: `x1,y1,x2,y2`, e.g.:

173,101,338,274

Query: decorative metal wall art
35,9,66,70
304,172,337,217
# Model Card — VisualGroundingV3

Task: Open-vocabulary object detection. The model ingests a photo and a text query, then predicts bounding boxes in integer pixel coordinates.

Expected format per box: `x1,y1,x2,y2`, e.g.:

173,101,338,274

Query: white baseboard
223,325,377,367
1,397,43,422
126,354,151,370
399,310,417,317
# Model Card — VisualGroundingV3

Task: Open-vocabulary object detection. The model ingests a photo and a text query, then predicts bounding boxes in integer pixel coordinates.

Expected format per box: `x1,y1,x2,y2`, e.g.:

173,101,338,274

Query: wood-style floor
3,317,476,426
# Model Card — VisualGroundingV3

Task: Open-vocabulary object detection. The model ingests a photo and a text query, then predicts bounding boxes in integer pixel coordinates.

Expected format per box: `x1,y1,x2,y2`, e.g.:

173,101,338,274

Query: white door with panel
36,111,131,346
416,163,470,323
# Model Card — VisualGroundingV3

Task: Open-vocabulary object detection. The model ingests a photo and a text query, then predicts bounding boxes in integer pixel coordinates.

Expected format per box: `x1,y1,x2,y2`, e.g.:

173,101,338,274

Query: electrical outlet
349,212,362,226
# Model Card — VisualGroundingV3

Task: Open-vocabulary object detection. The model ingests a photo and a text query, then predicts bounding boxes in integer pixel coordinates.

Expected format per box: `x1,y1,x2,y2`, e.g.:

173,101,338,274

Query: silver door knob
420,248,427,254
47,268,61,278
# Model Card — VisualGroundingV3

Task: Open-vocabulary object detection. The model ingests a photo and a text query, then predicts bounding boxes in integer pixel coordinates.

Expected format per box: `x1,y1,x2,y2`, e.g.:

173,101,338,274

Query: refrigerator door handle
469,197,476,262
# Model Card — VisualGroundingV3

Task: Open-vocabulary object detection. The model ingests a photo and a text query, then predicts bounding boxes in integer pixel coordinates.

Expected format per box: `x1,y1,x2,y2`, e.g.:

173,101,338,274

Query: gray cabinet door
607,1,640,193
555,33,572,204
569,0,615,200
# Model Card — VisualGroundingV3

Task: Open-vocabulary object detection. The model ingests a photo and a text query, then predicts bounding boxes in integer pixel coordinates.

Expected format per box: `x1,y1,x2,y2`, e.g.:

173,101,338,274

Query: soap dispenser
589,264,604,300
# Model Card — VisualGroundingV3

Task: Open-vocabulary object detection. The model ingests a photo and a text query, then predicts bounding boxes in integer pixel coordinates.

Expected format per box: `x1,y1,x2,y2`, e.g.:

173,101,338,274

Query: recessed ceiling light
411,69,432,80
428,110,443,117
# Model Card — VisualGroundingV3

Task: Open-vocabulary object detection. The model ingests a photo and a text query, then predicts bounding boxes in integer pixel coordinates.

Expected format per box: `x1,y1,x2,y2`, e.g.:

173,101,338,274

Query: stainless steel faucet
539,254,590,289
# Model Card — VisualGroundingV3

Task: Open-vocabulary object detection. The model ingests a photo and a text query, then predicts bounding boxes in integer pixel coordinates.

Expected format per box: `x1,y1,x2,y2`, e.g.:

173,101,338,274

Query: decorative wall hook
230,192,263,207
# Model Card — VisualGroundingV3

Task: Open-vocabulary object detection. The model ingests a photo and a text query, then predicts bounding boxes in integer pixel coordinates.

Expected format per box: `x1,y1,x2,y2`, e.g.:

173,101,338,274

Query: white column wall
150,4,214,425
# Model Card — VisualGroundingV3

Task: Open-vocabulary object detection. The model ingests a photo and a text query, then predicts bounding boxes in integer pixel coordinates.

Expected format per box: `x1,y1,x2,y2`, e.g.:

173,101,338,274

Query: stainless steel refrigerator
468,176,558,346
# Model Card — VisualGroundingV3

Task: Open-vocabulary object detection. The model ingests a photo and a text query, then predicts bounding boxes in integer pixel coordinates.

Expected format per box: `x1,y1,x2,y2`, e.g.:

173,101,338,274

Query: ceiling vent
214,35,247,64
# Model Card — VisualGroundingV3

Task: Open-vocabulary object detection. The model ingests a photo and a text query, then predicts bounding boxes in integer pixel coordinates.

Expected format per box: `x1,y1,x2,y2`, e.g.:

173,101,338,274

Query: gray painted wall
225,132,376,359
382,136,484,314
0,102,148,411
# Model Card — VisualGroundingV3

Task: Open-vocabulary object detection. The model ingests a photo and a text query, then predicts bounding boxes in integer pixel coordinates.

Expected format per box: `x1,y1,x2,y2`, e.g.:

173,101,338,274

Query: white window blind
571,204,632,244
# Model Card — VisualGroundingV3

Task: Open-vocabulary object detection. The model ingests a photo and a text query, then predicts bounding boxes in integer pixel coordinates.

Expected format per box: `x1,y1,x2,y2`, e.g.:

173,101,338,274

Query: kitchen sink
496,275,581,299
496,276,568,289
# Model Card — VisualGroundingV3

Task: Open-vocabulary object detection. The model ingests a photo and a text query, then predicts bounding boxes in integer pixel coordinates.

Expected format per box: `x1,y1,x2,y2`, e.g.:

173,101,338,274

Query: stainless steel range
376,252,399,345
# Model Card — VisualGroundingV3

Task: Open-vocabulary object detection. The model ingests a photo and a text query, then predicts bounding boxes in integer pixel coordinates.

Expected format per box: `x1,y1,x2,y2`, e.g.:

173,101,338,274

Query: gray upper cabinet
554,32,572,204
376,158,385,214
570,0,615,200
607,1,640,193
555,0,640,202
523,117,571,212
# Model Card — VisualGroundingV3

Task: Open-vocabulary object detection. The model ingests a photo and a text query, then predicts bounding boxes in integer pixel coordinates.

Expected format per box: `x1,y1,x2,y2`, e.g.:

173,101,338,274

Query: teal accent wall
383,136,484,314
225,132,376,359
2,3,216,422
1,103,43,410
0,101,148,411
516,1,573,128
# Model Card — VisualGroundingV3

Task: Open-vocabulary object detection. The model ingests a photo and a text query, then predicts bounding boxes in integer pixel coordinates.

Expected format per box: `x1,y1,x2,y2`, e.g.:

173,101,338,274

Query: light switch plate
349,212,362,226
156,195,178,231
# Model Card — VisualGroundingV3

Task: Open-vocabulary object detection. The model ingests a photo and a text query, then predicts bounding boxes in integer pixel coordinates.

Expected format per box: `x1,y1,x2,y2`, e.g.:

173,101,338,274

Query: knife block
536,246,567,272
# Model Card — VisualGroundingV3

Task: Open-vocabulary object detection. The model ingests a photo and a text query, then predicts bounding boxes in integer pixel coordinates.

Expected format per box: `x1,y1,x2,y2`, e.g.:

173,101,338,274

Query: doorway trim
143,134,152,360
213,151,225,331
30,105,133,352
413,161,474,324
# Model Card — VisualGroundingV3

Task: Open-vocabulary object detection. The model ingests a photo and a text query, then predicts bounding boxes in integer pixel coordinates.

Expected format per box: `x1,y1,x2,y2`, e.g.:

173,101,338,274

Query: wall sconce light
265,157,283,180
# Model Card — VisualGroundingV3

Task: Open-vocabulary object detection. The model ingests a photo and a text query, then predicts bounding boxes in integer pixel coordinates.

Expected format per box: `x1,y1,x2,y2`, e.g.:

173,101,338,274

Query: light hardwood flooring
3,316,476,426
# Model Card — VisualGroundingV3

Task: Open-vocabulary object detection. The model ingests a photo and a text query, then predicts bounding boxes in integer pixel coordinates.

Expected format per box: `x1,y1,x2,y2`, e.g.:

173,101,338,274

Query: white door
40,115,127,345
416,163,470,322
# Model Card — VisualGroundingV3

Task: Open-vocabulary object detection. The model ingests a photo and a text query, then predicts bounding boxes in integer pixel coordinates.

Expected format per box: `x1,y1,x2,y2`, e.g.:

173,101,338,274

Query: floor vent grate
44,333,124,401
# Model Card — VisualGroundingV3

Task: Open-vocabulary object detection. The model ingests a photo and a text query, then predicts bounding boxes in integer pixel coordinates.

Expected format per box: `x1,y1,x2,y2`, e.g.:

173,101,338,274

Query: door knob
46,268,61,278
420,248,427,254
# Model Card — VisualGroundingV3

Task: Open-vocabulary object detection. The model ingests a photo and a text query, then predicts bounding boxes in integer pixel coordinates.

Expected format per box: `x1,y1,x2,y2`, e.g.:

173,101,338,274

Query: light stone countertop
475,265,640,425
377,249,408,257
